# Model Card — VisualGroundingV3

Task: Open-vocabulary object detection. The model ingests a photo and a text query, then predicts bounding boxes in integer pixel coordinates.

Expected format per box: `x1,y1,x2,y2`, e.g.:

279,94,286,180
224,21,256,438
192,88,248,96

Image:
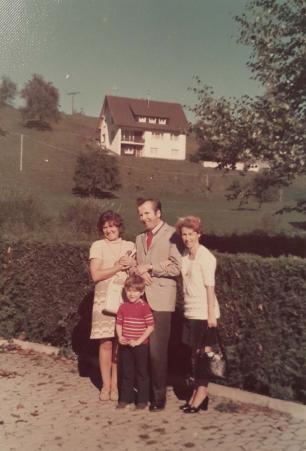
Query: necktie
146,231,153,250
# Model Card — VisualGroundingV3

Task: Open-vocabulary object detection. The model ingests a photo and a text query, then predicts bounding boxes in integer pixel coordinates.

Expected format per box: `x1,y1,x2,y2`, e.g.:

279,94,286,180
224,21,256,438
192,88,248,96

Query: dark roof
101,95,188,133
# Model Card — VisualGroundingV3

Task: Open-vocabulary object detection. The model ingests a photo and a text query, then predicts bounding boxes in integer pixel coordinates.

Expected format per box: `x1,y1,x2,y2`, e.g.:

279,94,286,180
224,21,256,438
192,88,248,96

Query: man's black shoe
149,401,166,412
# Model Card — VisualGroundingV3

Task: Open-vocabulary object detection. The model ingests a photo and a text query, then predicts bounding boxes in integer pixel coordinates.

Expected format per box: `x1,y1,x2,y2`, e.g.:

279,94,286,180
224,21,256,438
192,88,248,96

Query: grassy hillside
0,106,305,238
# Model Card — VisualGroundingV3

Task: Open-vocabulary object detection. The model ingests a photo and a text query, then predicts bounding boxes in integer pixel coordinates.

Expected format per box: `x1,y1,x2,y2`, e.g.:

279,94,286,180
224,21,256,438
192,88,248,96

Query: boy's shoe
116,402,129,409
135,403,147,410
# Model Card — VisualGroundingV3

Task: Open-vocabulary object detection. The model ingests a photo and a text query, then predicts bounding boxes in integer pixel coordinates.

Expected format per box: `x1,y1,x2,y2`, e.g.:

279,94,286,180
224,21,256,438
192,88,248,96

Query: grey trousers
149,310,171,403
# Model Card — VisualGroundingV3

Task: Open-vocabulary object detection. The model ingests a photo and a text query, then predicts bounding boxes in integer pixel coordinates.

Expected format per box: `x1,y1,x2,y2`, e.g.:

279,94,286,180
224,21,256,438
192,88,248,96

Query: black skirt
182,319,217,350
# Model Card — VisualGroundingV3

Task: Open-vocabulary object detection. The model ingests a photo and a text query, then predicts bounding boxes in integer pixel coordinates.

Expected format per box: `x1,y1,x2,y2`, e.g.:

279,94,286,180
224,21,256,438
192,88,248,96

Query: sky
0,0,261,119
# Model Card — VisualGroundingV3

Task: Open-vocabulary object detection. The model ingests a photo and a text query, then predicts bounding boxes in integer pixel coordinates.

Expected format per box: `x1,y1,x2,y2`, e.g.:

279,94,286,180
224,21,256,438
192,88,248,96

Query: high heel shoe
179,402,191,411
183,397,209,414
110,390,119,401
99,388,110,401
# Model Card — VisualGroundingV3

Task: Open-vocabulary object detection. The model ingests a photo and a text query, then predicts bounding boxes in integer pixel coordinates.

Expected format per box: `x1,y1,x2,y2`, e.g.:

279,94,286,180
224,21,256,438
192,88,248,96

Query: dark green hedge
0,242,89,346
0,241,305,403
203,233,306,257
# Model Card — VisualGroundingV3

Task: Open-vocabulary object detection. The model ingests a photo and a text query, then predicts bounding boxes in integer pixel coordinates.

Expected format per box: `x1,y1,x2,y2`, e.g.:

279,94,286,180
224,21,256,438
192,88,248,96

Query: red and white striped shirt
116,300,154,342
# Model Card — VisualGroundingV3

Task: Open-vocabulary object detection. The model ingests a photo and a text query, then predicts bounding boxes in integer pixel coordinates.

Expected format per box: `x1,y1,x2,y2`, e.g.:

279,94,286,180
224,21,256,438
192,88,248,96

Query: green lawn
1,106,305,240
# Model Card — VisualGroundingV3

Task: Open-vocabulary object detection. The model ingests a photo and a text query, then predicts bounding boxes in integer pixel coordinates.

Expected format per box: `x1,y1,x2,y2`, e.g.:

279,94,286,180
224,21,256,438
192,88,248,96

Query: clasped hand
118,336,141,347
117,255,135,271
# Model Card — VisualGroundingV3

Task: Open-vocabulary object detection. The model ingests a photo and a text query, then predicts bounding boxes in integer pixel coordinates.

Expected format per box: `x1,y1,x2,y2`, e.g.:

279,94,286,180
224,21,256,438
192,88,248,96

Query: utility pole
67,91,80,114
20,134,24,171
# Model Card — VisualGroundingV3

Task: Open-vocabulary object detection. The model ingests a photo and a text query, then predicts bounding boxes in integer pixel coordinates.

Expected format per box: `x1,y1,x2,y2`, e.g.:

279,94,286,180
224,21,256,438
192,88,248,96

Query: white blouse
181,245,220,320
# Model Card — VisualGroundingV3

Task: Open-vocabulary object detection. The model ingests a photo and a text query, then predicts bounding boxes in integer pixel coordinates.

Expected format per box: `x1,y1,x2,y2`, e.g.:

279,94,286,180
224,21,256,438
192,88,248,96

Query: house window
138,116,147,123
158,118,167,125
149,117,157,124
170,133,179,141
121,146,135,156
171,149,180,157
152,132,163,139
150,147,158,156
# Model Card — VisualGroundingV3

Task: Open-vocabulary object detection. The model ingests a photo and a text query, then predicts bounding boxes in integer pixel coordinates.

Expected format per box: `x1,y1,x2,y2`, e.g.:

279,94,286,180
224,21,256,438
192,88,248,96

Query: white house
97,95,188,160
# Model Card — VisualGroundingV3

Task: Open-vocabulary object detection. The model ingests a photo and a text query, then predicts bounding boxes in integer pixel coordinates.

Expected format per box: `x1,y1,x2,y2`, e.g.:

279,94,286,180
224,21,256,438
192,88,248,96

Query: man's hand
135,264,151,276
141,272,152,286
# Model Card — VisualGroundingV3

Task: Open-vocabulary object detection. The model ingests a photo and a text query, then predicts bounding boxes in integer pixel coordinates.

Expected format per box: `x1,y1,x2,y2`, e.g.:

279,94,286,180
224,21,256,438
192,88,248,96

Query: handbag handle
215,327,228,364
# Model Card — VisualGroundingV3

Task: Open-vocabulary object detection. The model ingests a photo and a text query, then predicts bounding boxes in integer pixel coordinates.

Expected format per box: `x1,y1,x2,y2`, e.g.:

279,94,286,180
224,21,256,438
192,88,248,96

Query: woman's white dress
89,238,134,339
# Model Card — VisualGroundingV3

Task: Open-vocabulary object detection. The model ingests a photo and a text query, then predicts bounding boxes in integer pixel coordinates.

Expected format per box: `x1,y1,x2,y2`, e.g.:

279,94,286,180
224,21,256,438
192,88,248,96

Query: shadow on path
71,290,101,390
168,309,193,402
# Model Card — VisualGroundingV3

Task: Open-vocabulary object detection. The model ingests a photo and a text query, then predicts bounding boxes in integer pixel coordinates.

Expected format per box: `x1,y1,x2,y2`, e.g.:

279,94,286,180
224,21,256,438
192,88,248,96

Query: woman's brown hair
175,216,203,236
97,210,124,237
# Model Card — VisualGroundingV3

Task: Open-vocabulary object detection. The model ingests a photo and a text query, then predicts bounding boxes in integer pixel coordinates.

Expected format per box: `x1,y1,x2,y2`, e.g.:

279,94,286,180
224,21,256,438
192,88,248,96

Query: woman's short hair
124,274,146,292
97,210,124,236
175,216,203,235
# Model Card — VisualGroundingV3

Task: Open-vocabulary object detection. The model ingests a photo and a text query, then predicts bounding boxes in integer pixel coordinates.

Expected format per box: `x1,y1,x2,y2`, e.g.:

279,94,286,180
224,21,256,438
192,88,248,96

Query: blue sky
0,0,260,118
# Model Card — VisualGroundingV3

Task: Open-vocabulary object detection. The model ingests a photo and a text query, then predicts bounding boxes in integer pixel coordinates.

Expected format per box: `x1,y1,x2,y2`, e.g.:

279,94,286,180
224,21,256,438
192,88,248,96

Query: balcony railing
121,135,144,144
121,129,144,143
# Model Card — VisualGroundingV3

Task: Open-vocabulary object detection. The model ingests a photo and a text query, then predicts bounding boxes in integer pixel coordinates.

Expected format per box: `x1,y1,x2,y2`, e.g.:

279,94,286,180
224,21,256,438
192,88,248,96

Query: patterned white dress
89,238,135,339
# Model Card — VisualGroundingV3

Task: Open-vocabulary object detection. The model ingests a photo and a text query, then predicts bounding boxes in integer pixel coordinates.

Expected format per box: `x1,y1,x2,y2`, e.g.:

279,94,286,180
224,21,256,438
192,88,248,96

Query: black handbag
194,329,227,380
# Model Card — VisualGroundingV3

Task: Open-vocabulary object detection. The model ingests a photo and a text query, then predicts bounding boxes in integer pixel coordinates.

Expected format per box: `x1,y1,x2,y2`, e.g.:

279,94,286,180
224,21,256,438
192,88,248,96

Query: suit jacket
136,222,182,312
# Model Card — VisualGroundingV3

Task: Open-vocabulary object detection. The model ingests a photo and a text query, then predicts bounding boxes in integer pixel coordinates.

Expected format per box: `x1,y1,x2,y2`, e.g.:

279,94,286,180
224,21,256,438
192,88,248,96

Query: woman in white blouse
176,216,220,414
89,210,135,402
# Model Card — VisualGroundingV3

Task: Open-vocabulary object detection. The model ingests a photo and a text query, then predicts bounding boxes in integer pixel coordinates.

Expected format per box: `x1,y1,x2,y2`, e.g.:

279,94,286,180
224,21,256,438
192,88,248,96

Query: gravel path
1,348,306,451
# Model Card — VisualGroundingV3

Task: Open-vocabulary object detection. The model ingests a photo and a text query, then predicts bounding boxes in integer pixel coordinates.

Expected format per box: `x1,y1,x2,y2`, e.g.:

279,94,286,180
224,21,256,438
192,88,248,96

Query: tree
236,0,306,117
21,74,60,127
189,78,259,171
234,0,306,184
226,172,280,209
73,151,121,198
191,0,306,207
0,76,17,106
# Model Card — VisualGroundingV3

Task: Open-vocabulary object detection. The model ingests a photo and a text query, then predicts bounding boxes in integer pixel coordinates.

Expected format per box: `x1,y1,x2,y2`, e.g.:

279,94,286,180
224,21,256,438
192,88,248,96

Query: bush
215,253,306,403
0,241,89,347
0,240,305,403
73,151,121,198
203,233,306,258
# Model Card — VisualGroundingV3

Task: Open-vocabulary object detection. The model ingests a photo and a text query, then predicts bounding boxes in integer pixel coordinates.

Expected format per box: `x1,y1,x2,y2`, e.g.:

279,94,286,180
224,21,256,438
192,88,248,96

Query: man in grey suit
134,198,181,412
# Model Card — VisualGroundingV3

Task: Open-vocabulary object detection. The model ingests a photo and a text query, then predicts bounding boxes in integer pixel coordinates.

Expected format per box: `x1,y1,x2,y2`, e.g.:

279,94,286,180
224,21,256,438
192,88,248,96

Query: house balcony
121,129,144,144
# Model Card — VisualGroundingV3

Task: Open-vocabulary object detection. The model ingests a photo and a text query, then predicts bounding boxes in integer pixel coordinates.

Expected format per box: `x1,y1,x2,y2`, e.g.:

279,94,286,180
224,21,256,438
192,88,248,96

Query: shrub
73,151,121,198
215,253,306,403
203,233,306,258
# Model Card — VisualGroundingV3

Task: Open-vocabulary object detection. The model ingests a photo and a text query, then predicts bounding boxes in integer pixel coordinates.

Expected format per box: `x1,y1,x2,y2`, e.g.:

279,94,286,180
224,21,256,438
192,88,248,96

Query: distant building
202,161,270,172
97,95,188,160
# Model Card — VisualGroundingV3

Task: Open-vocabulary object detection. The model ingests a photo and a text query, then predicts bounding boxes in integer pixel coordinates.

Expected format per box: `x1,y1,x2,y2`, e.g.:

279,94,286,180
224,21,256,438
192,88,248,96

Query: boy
116,275,154,409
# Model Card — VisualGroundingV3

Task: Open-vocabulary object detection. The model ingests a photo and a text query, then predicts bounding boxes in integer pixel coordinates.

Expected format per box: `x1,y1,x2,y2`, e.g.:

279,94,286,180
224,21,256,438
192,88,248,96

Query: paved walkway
1,347,306,451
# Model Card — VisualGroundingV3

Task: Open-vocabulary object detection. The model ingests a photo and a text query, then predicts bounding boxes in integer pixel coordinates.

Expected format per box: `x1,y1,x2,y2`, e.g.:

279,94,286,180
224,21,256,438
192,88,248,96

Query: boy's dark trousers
119,344,149,404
